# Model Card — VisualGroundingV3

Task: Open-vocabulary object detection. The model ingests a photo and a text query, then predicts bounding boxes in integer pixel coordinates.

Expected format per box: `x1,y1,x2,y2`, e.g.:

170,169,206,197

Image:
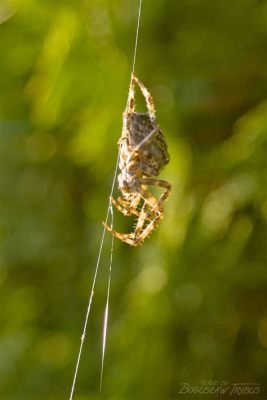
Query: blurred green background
1,0,267,399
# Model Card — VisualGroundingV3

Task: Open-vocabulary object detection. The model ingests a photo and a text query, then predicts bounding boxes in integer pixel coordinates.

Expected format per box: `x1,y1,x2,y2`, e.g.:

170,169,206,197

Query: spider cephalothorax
104,74,171,246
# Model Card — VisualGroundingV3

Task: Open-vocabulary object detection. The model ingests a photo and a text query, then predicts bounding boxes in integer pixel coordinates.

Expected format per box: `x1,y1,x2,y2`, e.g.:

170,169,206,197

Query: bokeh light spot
135,266,167,294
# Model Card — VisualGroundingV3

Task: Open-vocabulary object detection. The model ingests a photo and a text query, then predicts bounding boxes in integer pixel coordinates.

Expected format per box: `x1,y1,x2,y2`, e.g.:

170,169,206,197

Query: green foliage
1,0,267,399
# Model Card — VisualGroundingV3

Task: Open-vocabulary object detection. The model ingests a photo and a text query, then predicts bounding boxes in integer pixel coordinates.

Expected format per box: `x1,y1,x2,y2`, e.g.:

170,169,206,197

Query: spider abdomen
126,112,170,171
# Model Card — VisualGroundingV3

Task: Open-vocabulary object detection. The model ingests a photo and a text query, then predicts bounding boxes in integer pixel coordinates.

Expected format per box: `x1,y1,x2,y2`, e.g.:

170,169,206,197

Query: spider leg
136,210,163,243
131,193,163,244
103,192,145,246
102,224,142,246
126,75,136,113
103,191,159,246
140,178,171,207
132,74,156,121
138,186,159,211
111,194,141,217
103,201,160,247
133,198,150,231
121,76,136,141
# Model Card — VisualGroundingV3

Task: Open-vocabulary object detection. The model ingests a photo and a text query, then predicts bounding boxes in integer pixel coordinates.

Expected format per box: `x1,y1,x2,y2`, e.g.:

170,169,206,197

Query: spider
103,74,171,246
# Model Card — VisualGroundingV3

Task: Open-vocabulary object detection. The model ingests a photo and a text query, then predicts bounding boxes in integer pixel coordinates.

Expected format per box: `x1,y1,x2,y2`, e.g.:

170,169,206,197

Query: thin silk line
99,204,114,392
127,0,143,111
69,0,143,397
131,0,143,76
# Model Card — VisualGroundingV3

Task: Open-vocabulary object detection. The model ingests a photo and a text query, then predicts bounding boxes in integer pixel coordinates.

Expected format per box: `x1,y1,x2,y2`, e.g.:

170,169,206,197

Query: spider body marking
104,75,171,246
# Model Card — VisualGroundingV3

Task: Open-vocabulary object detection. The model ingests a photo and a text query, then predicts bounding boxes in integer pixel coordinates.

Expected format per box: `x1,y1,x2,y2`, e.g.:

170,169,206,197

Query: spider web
69,1,143,398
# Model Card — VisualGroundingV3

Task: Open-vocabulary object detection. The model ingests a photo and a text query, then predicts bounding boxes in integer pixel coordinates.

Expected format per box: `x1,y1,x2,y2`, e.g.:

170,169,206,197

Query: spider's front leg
132,74,156,121
126,73,156,120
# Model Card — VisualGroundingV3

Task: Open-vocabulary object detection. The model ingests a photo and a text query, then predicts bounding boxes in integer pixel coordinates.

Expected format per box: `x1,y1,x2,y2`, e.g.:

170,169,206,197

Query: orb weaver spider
103,74,171,246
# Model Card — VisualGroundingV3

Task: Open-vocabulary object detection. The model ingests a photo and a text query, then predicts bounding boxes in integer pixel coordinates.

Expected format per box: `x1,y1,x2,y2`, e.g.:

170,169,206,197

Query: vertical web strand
100,204,114,392
132,0,143,76
69,0,143,398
